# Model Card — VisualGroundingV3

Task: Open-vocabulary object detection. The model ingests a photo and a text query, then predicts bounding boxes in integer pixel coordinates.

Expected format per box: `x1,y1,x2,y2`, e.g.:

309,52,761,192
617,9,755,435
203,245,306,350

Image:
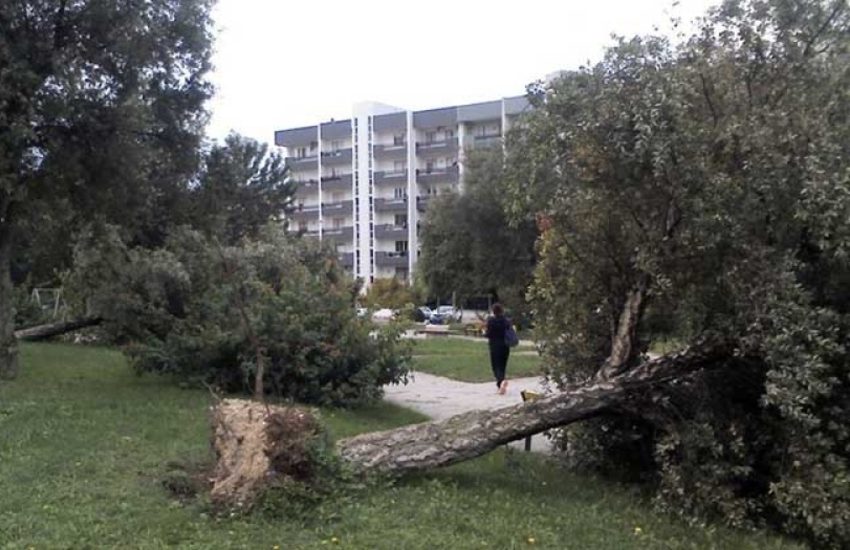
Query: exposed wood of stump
209,341,728,507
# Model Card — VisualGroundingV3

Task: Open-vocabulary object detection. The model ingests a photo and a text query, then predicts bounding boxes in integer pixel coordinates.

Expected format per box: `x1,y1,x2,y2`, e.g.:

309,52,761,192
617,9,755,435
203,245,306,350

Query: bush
65,225,410,406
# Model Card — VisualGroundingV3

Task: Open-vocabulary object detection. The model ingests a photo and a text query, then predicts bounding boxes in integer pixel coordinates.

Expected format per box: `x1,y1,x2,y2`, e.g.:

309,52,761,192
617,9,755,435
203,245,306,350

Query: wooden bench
416,324,450,336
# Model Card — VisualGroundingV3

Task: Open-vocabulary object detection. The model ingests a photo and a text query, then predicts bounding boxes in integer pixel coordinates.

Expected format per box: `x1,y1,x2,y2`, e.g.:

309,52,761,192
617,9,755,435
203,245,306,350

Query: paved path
384,371,556,453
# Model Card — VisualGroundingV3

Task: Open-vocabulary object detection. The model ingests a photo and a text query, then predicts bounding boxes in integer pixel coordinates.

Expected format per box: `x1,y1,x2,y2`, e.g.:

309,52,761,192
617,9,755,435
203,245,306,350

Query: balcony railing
320,148,352,166
321,200,353,216
373,143,408,159
373,170,407,185
375,223,408,239
338,252,354,268
321,173,352,192
294,179,319,196
291,205,320,220
322,226,354,241
415,137,458,155
472,134,503,149
374,197,408,213
375,251,409,267
416,164,459,184
285,155,318,167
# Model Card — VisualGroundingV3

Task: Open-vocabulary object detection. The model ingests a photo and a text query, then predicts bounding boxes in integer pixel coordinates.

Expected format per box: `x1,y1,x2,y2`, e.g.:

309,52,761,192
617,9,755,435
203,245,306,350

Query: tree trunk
0,224,18,381
14,317,103,341
210,339,728,506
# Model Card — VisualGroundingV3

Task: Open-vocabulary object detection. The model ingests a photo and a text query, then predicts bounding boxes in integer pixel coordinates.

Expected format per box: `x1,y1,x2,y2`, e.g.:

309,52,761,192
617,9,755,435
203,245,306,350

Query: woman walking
485,303,512,395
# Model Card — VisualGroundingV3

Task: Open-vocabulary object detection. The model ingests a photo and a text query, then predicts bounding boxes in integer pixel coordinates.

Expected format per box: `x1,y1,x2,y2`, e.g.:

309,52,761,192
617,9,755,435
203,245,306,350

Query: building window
393,132,405,146
309,141,318,152
393,187,406,199
445,129,455,140
331,140,340,152
393,160,406,173
394,214,408,227
299,221,308,231
426,160,434,173
395,241,408,254
297,147,307,158
426,131,436,144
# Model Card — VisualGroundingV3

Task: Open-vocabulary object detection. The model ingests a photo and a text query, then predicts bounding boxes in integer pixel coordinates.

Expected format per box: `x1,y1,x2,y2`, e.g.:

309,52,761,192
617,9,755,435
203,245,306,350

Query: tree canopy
417,148,537,312
504,0,850,544
0,0,215,379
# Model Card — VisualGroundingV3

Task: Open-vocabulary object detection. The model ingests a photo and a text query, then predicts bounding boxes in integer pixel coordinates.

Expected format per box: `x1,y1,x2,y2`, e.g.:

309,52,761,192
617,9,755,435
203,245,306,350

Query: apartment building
274,96,529,284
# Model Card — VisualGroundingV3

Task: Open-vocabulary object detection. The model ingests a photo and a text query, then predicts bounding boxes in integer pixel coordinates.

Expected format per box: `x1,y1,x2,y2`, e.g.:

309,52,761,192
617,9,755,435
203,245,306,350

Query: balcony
285,155,318,168
416,164,459,184
373,143,408,160
290,205,320,221
415,137,458,156
375,251,409,268
375,223,408,240
338,252,354,269
374,197,408,213
322,225,354,242
321,200,353,216
473,134,502,149
321,173,352,192
373,170,407,185
416,196,432,212
321,148,352,166
294,179,319,197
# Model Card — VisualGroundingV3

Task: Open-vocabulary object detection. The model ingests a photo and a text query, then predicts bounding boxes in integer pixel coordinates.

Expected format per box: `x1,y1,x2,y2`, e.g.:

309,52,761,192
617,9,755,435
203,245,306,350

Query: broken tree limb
210,338,730,506
337,338,729,473
14,317,102,341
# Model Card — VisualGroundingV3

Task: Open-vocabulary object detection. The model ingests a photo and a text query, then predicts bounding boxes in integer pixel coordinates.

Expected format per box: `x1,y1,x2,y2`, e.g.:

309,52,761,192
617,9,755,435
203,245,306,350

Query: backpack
505,325,519,348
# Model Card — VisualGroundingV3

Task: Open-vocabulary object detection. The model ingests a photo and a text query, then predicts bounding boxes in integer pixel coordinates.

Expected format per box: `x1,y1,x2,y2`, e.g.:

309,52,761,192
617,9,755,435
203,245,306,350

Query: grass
410,337,543,382
0,343,801,549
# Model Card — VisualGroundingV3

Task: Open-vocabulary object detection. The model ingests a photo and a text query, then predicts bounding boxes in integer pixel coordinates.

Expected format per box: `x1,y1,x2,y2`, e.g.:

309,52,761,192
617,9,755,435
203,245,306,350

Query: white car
371,308,396,321
435,305,462,322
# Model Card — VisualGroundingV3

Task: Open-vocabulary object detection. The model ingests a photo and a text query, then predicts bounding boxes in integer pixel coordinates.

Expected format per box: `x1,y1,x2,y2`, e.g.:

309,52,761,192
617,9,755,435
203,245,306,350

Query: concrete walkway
384,371,556,453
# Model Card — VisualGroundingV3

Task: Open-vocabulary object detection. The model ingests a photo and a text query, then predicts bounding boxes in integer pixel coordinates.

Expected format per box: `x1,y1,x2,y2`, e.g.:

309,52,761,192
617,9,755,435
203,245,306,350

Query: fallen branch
14,317,102,341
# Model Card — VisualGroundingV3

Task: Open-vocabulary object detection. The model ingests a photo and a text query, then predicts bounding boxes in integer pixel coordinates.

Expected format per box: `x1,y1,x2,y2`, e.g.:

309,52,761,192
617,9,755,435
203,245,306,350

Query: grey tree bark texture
0,224,19,381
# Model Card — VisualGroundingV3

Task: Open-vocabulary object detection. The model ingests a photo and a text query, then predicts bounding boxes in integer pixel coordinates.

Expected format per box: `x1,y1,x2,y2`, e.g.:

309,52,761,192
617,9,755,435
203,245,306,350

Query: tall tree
0,0,214,379
418,148,537,310
190,133,294,244
505,0,850,544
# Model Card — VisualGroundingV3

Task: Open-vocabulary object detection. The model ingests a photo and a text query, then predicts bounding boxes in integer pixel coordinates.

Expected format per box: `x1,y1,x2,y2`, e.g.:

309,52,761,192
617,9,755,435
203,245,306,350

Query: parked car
412,306,432,322
436,305,462,322
371,308,396,321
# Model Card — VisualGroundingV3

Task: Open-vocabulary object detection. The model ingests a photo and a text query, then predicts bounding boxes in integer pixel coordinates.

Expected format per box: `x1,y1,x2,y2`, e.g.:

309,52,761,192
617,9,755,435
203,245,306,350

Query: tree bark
0,223,18,380
337,340,726,473
14,317,102,341
210,339,729,505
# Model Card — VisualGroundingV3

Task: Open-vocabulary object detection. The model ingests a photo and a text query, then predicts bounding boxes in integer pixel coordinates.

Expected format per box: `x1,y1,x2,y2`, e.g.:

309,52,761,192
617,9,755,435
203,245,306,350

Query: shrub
65,225,410,406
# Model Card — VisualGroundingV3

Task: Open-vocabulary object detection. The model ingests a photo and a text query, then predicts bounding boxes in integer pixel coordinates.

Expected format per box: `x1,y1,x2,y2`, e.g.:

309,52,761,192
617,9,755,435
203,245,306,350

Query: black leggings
489,344,510,388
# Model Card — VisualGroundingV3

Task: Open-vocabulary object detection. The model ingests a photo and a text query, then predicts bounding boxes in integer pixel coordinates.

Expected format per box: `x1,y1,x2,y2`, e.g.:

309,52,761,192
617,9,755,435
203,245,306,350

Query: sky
207,0,720,145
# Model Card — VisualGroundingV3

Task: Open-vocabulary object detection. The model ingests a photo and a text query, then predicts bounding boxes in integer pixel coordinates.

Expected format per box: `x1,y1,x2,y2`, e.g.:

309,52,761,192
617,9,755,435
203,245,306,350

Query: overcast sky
207,0,720,145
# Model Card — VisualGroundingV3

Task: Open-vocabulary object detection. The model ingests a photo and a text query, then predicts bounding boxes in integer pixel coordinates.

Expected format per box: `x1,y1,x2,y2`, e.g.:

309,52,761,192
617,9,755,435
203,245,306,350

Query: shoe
498,380,508,395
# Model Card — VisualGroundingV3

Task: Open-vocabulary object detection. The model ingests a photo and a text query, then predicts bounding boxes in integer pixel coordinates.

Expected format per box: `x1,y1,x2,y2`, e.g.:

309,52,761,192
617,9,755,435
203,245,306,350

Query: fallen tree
14,317,102,342
210,338,730,506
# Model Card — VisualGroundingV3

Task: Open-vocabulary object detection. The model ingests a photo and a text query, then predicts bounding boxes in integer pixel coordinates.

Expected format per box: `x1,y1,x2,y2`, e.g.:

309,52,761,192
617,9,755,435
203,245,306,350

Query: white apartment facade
275,96,529,284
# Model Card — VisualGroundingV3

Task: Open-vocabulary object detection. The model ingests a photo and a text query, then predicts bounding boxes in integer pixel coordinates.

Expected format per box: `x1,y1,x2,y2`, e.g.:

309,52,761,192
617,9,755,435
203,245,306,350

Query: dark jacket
486,316,511,349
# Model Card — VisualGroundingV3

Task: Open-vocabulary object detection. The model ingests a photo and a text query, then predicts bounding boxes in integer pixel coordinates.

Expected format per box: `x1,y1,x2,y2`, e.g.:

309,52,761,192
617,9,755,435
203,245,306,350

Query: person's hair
492,303,504,316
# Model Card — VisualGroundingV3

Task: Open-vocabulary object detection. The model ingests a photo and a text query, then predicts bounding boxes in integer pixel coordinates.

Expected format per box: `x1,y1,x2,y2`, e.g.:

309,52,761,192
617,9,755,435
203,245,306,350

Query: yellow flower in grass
634,526,643,535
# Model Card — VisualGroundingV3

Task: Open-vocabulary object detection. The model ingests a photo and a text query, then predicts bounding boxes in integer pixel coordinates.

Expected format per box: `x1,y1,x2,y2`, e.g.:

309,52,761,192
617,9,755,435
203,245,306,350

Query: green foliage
1,343,799,548
507,0,850,545
360,277,420,311
418,148,537,312
65,225,410,406
190,133,295,244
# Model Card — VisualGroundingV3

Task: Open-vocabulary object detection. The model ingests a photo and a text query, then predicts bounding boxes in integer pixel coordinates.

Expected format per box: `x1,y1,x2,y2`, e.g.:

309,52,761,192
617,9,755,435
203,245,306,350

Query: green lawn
0,343,801,549
410,337,543,382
